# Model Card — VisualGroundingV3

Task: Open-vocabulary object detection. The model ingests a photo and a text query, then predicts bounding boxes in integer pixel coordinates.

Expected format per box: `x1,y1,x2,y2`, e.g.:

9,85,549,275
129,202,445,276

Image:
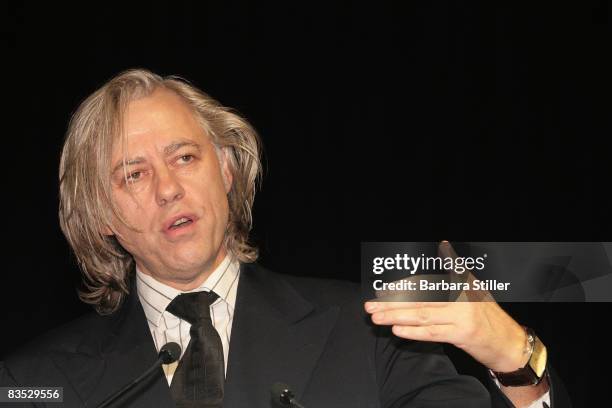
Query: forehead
118,88,208,149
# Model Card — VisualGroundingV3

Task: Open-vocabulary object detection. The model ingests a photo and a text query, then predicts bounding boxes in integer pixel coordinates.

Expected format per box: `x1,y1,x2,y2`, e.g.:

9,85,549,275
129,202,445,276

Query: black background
4,1,610,405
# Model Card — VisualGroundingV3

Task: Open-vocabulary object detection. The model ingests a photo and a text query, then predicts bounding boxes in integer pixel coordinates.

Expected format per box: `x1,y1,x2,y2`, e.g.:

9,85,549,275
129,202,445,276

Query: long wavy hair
59,69,262,315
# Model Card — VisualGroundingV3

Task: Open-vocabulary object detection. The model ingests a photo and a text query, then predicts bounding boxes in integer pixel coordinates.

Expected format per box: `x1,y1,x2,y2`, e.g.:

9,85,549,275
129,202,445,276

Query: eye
178,154,194,164
127,171,142,181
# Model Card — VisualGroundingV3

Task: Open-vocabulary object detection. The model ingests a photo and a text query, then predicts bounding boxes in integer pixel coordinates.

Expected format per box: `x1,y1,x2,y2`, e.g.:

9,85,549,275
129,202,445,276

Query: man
0,69,568,407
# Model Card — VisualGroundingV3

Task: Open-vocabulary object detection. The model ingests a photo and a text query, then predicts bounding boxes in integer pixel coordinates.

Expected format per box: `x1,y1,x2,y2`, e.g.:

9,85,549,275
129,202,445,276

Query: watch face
529,336,548,378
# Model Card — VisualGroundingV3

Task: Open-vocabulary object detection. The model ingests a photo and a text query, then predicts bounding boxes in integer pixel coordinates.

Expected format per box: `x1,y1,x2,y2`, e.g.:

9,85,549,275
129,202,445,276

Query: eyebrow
111,141,202,176
163,141,201,156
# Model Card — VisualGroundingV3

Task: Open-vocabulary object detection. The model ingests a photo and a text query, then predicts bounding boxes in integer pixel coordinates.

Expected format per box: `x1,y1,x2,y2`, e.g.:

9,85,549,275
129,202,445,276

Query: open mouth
169,216,194,230
163,213,199,235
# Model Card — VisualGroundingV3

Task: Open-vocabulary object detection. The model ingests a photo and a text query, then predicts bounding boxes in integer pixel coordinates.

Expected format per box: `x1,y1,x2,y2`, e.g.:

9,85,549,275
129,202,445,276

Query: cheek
113,192,152,226
196,183,230,233
212,182,231,216
113,223,158,260
110,195,158,247
216,197,230,230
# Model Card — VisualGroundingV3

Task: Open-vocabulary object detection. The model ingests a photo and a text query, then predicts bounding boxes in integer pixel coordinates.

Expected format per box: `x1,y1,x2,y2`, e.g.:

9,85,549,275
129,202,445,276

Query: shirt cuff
525,391,551,408
492,377,551,407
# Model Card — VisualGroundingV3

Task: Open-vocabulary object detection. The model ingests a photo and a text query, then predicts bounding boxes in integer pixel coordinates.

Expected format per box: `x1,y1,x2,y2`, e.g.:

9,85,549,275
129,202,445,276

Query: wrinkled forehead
111,88,214,157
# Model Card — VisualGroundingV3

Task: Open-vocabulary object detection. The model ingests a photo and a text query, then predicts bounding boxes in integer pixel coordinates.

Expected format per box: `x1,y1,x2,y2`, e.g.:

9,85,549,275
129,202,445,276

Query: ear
219,147,234,194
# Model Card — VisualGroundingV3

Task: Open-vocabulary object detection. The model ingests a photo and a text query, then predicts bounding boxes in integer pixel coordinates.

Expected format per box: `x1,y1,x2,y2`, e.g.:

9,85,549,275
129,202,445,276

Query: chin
159,234,223,270
171,246,218,270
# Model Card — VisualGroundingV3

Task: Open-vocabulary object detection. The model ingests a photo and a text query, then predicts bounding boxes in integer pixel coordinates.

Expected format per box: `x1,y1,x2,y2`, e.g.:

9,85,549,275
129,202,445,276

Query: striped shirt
136,255,240,385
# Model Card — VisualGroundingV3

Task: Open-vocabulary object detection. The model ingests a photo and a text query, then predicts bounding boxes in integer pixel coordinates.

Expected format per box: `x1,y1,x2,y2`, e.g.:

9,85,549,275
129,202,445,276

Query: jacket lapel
53,279,174,407
224,264,340,408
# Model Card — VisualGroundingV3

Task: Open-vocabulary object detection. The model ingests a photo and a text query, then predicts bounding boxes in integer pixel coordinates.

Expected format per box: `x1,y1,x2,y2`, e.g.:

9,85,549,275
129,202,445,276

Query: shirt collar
136,254,240,328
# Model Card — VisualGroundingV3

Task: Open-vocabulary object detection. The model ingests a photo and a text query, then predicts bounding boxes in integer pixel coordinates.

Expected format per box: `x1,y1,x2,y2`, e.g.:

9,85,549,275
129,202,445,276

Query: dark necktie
166,291,224,408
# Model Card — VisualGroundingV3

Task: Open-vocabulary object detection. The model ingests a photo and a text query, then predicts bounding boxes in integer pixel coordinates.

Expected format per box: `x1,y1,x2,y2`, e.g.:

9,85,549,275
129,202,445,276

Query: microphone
158,342,182,364
96,342,182,408
270,382,307,408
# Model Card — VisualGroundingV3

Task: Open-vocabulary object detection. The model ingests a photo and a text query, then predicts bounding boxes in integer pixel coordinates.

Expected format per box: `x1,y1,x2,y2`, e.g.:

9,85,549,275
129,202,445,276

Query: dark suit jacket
1,263,570,407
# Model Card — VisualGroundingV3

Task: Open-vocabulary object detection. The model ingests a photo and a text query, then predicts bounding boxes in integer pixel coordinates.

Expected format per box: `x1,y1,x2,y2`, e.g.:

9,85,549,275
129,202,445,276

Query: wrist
488,323,530,373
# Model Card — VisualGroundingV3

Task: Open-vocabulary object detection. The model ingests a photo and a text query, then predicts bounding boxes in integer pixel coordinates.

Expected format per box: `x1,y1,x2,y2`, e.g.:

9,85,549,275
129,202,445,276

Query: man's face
108,88,232,289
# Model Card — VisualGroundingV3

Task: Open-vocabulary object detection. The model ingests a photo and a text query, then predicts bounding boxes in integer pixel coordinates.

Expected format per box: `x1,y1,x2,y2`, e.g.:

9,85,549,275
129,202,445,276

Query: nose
155,167,185,206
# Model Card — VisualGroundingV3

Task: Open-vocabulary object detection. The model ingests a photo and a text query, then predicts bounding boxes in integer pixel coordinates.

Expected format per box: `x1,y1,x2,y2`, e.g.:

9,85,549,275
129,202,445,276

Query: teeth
172,217,190,227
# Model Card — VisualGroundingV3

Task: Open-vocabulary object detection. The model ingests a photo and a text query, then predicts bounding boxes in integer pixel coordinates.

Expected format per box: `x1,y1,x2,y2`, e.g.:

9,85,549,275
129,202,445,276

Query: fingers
370,307,455,326
364,300,462,344
391,324,455,342
437,240,460,260
365,301,449,313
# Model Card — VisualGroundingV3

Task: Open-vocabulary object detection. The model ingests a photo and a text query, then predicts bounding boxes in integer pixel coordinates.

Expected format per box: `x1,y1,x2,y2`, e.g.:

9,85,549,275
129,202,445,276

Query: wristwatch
490,326,548,387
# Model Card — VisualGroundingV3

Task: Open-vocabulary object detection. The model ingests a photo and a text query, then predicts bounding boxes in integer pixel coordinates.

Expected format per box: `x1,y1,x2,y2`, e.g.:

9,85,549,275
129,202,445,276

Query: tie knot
166,291,219,325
